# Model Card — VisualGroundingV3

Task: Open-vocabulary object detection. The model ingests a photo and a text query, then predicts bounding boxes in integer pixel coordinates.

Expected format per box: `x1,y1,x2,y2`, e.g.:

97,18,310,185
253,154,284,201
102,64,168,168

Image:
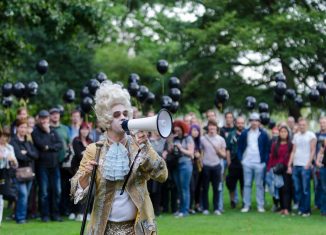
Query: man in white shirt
238,113,270,213
288,117,316,217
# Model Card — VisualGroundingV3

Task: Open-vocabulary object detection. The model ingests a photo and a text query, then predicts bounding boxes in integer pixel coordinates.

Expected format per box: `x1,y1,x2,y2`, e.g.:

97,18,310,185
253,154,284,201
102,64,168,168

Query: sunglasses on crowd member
113,110,129,119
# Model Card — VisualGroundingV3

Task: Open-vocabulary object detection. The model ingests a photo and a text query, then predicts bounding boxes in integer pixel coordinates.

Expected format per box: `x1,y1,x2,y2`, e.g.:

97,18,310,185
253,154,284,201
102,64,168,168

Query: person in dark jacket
10,119,38,224
237,112,270,213
31,110,63,222
70,122,93,221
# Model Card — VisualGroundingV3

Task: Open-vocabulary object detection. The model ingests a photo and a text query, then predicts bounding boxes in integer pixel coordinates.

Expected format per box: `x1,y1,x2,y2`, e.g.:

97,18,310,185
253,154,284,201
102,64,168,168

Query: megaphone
121,109,173,138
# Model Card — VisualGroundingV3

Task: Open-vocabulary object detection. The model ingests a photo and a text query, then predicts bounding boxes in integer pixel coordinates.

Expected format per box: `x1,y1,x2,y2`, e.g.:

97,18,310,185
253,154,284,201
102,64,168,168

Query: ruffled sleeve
70,143,97,203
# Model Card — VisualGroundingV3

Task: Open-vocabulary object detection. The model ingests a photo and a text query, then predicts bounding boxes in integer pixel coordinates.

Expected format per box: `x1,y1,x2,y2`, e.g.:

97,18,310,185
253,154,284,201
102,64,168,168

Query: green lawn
1,185,326,235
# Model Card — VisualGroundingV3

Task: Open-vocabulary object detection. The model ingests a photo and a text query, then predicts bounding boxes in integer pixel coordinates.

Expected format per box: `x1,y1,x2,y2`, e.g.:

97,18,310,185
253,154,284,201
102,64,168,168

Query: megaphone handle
120,148,142,195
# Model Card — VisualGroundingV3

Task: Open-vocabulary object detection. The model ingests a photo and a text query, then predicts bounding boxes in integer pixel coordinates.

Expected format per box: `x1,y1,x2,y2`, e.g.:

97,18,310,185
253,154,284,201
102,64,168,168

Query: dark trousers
190,164,202,209
202,164,222,211
37,166,61,218
161,170,178,213
226,165,244,194
148,180,162,216
60,168,73,216
278,173,293,211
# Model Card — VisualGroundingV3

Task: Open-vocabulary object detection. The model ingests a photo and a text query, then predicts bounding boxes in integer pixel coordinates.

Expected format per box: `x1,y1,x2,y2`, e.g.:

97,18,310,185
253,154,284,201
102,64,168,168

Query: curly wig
94,81,133,130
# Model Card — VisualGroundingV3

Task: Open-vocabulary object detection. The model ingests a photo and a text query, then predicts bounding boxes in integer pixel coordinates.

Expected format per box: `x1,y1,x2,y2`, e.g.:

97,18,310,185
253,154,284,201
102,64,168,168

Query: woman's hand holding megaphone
134,131,148,148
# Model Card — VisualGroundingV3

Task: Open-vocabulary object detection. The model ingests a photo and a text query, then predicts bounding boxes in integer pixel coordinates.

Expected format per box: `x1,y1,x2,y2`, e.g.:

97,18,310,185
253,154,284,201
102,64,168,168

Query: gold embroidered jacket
70,137,168,235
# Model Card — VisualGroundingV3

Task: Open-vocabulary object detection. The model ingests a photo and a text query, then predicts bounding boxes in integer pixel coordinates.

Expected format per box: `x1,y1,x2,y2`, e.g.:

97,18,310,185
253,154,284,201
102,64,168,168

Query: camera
173,144,181,156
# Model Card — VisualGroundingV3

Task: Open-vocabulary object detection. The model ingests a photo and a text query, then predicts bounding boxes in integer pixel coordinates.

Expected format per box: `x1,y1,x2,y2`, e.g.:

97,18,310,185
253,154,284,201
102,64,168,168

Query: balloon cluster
1,81,39,108
160,77,181,114
62,72,109,114
127,73,156,106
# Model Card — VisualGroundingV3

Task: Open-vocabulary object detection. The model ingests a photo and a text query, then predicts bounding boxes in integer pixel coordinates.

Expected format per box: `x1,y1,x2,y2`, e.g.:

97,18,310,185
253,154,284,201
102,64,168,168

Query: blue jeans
15,180,32,222
320,167,326,214
173,160,193,214
313,167,322,208
37,166,61,218
292,166,311,213
242,162,265,209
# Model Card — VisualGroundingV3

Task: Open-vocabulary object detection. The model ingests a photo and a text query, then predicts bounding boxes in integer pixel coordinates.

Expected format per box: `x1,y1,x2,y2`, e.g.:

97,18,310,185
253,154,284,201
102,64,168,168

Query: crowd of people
0,106,326,226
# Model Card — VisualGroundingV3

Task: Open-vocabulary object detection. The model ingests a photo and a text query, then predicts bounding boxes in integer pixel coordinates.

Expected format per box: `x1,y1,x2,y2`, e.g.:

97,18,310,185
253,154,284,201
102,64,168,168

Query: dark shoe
231,201,236,209
17,220,27,224
42,217,50,222
52,216,63,222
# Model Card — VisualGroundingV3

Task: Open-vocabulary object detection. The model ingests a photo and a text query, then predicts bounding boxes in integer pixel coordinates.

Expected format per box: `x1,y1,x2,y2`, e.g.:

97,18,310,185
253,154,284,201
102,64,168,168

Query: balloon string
162,77,164,96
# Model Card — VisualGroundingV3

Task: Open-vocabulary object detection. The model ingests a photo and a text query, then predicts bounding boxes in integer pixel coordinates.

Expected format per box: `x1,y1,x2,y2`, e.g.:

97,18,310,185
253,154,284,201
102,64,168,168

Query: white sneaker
75,214,83,222
68,213,76,220
175,212,184,218
214,210,222,216
241,207,250,213
202,210,210,215
293,204,299,210
258,207,265,213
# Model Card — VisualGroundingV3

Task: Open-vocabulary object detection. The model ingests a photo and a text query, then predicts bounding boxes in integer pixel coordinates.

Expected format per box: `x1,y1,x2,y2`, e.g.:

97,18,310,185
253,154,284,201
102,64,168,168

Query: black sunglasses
113,110,129,119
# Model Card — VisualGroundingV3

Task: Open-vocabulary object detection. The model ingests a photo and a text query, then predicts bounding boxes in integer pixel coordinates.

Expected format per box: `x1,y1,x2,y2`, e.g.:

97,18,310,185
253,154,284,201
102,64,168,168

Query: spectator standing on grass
288,117,316,217
316,139,326,216
200,120,226,216
226,116,245,209
32,110,63,222
238,113,270,213
314,117,326,210
10,119,38,224
267,125,293,215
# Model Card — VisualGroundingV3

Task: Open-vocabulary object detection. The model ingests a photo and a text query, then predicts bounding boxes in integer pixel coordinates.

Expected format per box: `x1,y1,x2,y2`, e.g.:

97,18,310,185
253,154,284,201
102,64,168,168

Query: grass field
1,186,326,235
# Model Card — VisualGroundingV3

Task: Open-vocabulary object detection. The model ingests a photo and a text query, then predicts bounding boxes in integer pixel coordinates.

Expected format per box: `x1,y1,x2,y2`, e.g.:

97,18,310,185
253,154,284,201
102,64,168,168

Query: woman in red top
267,125,293,215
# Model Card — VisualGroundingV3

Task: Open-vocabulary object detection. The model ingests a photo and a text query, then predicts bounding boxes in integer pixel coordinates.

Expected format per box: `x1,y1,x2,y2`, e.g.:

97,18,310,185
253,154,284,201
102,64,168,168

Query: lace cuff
73,178,90,204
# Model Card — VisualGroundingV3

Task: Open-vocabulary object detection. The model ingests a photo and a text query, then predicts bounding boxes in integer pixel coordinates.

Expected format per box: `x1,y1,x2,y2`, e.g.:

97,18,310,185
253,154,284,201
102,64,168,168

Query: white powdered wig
94,81,133,129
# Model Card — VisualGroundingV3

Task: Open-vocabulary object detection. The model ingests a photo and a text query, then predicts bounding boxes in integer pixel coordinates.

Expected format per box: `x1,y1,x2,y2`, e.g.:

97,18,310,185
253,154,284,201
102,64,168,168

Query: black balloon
169,101,179,114
169,88,181,101
260,112,270,126
274,73,286,83
2,96,13,108
96,72,107,83
63,89,76,103
2,82,13,97
168,77,180,89
245,96,256,110
156,60,169,74
36,59,48,75
309,89,320,102
27,81,38,97
136,85,149,103
128,73,140,84
215,88,229,108
128,82,140,97
81,96,94,113
285,89,296,100
317,82,326,96
258,102,269,113
145,92,155,105
295,96,304,108
56,104,65,116
87,79,100,95
268,119,276,129
81,86,91,98
275,82,287,95
13,82,26,99
161,96,173,110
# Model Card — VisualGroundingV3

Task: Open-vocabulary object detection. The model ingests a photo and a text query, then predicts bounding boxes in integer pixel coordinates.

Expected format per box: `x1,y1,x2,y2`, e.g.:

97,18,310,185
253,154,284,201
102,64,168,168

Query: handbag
15,166,35,182
0,168,17,201
273,163,286,175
